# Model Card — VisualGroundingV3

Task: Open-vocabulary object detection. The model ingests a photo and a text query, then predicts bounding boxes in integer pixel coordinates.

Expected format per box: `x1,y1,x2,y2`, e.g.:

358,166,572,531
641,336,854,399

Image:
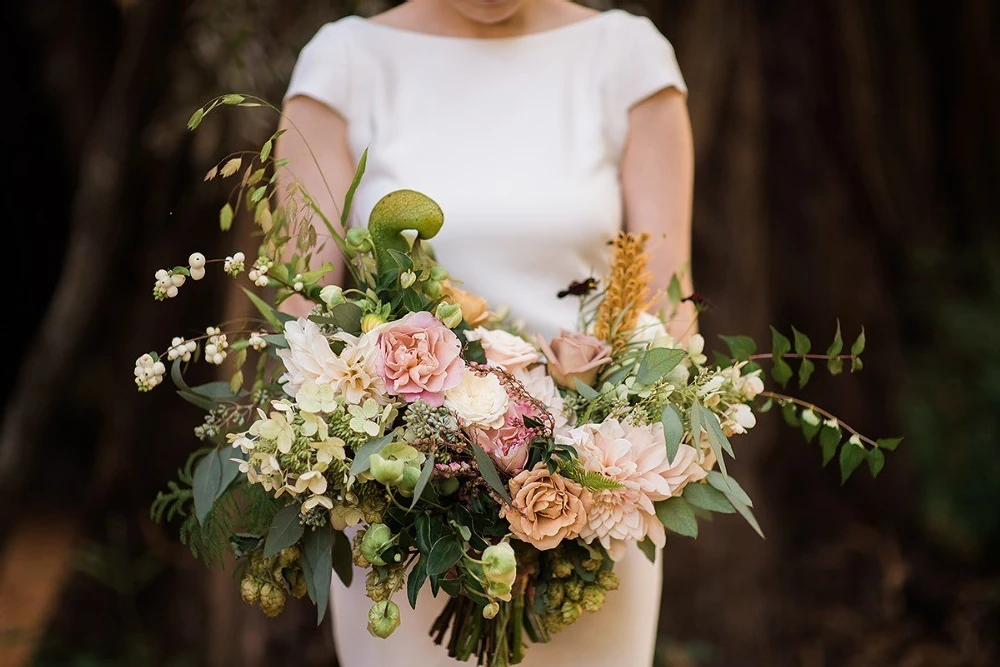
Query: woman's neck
372,0,597,40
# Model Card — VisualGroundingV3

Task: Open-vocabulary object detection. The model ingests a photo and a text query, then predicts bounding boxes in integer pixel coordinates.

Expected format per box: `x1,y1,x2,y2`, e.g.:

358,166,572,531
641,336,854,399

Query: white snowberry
189,252,206,269
190,266,206,281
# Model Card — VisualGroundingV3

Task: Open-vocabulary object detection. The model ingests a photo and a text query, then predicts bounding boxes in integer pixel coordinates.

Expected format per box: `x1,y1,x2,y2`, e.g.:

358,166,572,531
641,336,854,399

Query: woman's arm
620,87,696,340
274,96,354,317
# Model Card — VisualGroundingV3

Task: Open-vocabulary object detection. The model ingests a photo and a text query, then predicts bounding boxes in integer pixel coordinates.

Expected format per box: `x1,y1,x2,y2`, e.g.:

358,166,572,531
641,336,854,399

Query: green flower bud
398,463,422,496
481,542,517,587
581,557,602,572
581,585,605,613
424,280,443,299
434,302,463,328
596,570,619,591
319,285,345,307
240,576,261,605
551,556,574,579
370,453,405,485
360,523,394,566
400,270,417,289
362,312,388,333
547,581,565,608
367,601,401,638
429,265,449,281
482,601,500,619
559,600,582,625
487,580,513,602
564,579,583,602
346,227,374,254
258,582,287,618
437,476,460,496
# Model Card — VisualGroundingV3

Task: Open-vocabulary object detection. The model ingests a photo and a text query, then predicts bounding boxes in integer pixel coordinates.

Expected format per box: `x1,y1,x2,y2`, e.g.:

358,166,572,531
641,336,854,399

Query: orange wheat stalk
593,232,651,352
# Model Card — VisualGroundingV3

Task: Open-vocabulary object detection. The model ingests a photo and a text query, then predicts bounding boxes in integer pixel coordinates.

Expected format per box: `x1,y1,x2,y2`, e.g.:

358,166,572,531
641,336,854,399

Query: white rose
514,365,568,428
464,327,541,372
276,318,338,396
445,371,510,429
630,312,671,346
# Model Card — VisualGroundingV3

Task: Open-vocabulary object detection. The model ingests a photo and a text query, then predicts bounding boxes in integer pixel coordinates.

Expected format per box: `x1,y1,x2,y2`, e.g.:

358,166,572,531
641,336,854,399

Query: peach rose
502,464,590,550
464,327,541,372
375,311,465,406
536,331,612,389
441,281,490,327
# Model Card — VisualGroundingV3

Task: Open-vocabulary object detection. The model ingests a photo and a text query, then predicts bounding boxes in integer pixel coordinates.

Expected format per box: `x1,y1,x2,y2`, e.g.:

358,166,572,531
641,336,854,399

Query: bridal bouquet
143,97,899,666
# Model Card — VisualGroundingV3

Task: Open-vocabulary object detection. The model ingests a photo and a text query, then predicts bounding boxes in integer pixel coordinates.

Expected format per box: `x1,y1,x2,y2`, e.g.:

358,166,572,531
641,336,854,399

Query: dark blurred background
2,0,998,666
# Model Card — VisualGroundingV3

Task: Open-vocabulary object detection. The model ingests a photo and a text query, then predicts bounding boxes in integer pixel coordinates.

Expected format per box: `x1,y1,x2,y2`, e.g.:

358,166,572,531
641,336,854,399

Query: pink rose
376,311,465,406
473,400,536,475
536,331,613,389
464,327,541,373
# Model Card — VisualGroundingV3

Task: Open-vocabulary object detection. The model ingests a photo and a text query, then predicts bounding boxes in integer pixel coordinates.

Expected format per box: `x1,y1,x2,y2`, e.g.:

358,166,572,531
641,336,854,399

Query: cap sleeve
283,20,354,120
617,16,687,109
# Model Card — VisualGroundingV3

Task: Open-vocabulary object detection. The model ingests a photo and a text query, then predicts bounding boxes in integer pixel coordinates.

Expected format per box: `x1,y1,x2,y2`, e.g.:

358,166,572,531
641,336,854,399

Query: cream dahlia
556,419,707,560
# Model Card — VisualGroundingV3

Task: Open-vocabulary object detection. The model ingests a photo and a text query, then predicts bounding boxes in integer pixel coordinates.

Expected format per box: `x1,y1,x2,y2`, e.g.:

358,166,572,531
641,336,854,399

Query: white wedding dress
284,10,687,666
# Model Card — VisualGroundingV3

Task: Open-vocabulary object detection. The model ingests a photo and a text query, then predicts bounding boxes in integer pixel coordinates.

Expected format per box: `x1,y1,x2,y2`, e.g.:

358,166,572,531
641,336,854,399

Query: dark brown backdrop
3,1,997,666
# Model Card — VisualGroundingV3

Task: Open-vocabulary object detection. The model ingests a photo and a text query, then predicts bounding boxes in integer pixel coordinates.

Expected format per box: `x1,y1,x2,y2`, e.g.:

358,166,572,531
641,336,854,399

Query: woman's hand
620,87,696,340
275,96,354,318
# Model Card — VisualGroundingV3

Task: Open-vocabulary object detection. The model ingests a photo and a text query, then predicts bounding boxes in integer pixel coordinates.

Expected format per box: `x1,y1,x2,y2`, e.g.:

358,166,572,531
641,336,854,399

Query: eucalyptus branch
760,391,878,449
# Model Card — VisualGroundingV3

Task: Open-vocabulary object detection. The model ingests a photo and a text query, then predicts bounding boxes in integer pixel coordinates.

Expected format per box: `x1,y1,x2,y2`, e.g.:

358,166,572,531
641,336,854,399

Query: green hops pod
367,189,444,274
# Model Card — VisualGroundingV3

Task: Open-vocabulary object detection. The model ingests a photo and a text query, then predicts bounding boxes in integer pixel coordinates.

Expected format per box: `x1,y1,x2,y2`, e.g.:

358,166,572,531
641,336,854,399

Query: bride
277,1,694,665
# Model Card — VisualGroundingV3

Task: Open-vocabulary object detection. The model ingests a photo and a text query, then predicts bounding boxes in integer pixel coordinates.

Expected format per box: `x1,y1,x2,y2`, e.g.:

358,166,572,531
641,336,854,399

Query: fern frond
559,461,624,491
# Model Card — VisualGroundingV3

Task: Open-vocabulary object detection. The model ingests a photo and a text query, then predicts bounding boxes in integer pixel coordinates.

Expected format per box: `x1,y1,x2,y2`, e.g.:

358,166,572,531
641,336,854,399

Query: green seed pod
360,523,394,566
367,600,401,638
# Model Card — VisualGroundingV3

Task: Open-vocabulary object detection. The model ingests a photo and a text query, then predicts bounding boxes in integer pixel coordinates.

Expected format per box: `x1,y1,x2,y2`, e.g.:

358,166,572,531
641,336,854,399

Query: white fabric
285,10,686,667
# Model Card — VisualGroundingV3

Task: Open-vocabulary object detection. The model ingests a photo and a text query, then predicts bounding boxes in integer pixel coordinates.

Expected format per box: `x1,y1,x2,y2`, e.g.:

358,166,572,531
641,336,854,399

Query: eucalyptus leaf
349,434,393,476
340,149,368,229
702,408,735,458
427,535,463,576
192,450,223,526
330,302,364,335
726,493,765,539
683,483,735,514
839,442,866,484
667,274,682,308
635,348,687,385
410,453,436,509
177,389,218,411
170,358,191,392
573,377,600,399
470,442,511,503
332,529,353,589
691,402,726,476
661,405,684,463
636,537,656,563
242,287,284,329
655,497,698,538
302,526,333,625
261,334,288,348
706,471,753,507
263,505,305,557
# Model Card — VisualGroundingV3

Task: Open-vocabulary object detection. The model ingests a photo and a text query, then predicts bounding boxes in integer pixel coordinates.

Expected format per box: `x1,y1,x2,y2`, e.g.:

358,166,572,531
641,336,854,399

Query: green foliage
655,497,698,538
560,459,625,491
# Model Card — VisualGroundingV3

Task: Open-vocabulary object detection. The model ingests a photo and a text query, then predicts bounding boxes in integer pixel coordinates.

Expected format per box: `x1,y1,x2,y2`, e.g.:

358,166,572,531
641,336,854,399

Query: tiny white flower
293,281,304,292
294,470,328,496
